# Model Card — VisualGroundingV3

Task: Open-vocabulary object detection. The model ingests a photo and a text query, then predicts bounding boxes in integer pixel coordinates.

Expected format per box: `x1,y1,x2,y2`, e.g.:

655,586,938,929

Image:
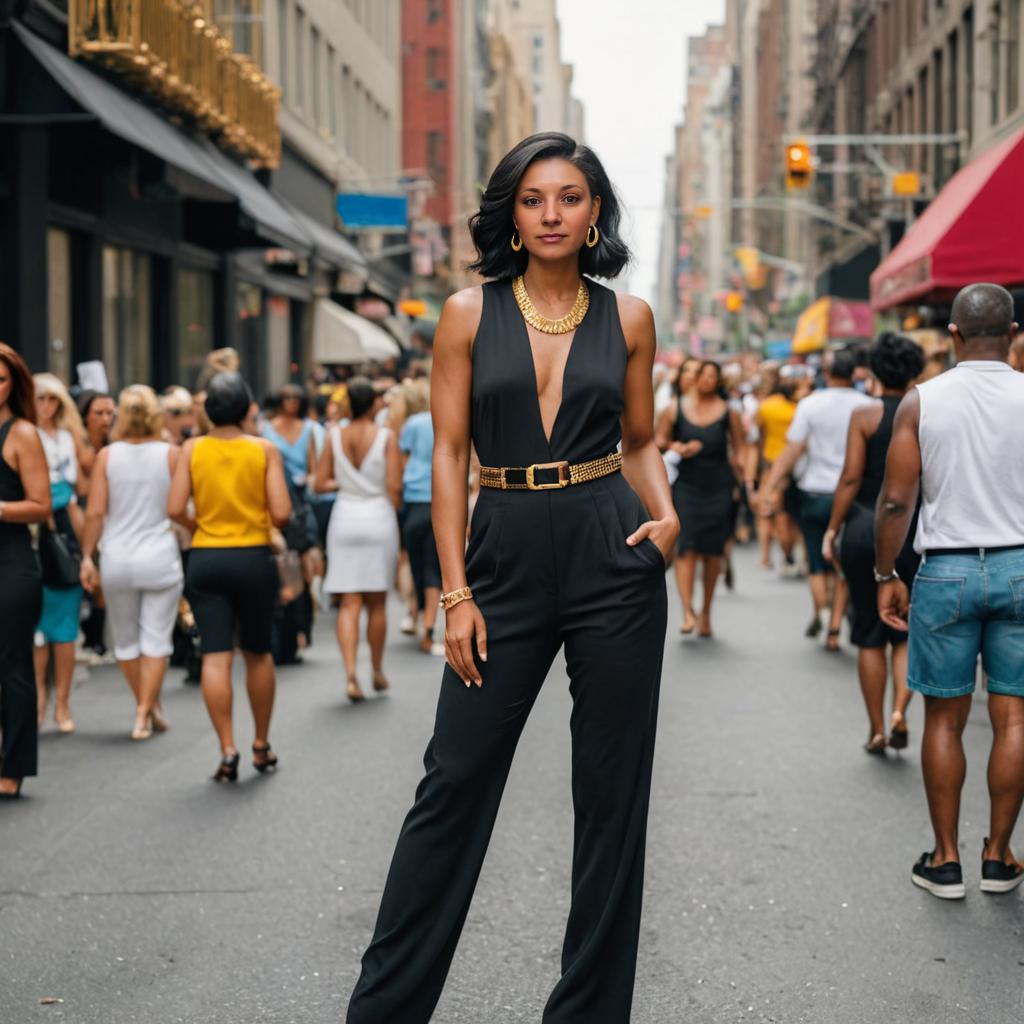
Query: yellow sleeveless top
191,436,271,548
759,394,796,463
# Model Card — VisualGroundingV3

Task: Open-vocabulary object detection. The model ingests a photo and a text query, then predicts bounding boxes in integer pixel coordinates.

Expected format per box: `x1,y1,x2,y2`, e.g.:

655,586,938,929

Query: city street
3,545,1021,1024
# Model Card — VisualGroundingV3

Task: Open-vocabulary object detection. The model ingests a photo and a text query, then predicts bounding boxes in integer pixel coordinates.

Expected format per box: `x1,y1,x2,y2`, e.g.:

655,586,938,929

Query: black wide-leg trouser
347,476,668,1024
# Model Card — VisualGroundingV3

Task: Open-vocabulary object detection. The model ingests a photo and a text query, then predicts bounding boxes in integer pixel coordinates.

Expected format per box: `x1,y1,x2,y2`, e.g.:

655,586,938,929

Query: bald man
875,282,1024,900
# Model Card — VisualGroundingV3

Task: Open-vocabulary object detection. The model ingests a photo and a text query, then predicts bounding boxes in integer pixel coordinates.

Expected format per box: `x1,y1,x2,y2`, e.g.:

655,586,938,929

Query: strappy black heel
252,742,278,773
212,752,239,783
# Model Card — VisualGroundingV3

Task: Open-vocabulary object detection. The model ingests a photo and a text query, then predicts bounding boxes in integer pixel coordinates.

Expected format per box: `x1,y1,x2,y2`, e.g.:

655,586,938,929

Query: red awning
870,127,1024,310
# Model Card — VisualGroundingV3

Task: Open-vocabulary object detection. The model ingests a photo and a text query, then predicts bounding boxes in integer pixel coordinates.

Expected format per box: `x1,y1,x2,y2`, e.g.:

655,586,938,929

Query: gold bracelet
439,586,473,611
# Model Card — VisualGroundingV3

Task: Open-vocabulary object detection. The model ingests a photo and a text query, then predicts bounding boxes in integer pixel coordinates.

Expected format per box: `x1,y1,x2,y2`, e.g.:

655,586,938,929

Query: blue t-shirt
400,412,433,503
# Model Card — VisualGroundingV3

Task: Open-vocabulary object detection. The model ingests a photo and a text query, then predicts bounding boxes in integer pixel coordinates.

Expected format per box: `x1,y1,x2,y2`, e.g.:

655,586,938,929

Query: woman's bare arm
313,428,338,494
384,430,403,509
616,294,679,557
80,446,110,561
432,287,487,687
0,421,51,523
167,438,195,523
262,440,293,529
826,404,880,541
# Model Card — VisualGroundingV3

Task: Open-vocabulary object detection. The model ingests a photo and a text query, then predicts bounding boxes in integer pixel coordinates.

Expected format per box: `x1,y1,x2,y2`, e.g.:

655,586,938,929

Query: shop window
47,228,72,383
102,246,152,392
178,267,215,390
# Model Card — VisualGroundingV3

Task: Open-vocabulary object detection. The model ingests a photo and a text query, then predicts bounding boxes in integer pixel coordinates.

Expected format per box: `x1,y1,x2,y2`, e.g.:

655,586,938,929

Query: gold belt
478,452,622,491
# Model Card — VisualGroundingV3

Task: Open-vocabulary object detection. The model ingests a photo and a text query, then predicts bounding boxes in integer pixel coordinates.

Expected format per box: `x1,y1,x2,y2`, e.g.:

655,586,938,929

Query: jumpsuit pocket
910,575,965,632
464,503,505,588
590,479,663,572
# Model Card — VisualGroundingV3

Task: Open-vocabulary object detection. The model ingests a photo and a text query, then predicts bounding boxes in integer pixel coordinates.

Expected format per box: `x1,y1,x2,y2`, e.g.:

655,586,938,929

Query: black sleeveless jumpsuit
347,279,667,1024
0,418,43,780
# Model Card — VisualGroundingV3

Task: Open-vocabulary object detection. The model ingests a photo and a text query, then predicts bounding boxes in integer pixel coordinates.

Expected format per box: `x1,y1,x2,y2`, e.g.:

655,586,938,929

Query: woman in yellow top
749,377,799,572
168,373,291,782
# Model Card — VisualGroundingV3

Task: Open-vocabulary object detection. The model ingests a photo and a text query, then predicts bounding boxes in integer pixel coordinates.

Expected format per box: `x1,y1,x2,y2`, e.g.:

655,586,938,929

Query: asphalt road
2,545,1022,1024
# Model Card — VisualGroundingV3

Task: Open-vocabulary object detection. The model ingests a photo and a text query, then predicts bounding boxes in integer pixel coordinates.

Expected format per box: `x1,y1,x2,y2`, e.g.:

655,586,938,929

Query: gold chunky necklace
512,275,589,335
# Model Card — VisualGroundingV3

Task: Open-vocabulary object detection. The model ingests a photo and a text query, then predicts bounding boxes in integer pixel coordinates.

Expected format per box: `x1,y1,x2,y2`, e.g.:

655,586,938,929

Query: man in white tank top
875,283,1024,901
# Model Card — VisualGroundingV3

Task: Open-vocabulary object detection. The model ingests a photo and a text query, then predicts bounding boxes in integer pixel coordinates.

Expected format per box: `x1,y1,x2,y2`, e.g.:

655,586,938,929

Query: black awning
12,22,312,257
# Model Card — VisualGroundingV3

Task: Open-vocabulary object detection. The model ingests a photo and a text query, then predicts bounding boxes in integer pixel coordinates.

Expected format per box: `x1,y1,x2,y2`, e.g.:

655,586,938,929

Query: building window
102,247,151,392
341,64,352,153
311,26,322,128
992,3,1003,124
327,45,337,138
426,47,445,90
276,0,288,99
295,6,306,111
427,130,445,186
427,0,442,23
214,1,266,67
1008,0,1021,113
46,228,72,383
177,268,215,390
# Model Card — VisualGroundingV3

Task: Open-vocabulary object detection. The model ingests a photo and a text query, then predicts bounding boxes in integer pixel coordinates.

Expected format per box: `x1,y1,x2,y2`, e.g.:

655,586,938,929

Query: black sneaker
981,839,1024,894
911,852,965,899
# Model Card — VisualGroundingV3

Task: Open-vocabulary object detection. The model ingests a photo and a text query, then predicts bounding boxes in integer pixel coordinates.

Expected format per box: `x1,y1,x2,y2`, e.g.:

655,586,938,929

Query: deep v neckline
516,283,590,451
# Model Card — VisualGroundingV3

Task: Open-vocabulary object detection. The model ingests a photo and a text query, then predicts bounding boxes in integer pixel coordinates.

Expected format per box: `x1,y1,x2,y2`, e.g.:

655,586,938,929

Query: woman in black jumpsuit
0,344,51,798
347,134,677,1023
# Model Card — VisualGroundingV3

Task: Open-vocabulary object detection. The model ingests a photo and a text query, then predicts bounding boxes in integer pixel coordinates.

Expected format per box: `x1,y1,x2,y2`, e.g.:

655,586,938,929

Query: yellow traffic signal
785,139,813,190
891,171,921,197
724,291,744,313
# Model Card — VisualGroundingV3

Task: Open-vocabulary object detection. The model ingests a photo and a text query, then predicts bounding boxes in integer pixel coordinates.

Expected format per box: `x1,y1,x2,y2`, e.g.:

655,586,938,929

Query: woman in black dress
656,360,744,637
346,132,677,1024
0,344,52,799
824,334,924,754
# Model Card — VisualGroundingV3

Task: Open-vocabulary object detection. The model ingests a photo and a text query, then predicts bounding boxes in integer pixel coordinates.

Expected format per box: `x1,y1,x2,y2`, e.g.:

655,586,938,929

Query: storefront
0,17,367,393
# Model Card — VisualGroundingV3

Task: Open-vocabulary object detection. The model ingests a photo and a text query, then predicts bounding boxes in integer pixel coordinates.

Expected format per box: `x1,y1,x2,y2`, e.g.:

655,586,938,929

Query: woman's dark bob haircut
467,132,631,281
347,376,378,420
869,332,925,390
205,372,254,427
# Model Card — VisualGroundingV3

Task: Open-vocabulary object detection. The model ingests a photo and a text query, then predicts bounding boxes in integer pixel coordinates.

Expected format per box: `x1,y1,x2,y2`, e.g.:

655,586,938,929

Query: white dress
323,426,400,594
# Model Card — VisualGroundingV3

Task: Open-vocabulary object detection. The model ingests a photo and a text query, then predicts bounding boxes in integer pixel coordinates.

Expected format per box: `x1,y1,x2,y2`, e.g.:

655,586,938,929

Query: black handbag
38,520,82,589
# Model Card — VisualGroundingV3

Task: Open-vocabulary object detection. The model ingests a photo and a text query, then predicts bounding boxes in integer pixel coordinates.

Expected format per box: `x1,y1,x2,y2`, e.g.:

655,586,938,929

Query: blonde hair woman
32,373,86,734
80,386,184,740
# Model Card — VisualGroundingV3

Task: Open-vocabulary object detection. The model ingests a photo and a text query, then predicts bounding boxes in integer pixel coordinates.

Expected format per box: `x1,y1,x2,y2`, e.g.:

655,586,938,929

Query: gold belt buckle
525,460,570,490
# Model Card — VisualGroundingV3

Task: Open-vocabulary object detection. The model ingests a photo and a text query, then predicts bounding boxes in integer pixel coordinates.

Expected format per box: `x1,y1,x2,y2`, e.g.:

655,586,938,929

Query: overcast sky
555,0,726,306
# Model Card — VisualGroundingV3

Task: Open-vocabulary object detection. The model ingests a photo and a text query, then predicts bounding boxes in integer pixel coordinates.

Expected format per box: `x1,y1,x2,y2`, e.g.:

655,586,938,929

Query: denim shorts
908,548,1024,698
796,490,835,576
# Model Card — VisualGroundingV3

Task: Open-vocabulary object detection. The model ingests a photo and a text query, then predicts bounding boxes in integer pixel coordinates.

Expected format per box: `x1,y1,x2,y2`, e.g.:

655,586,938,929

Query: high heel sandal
0,779,23,800
825,628,842,652
372,672,390,693
212,752,239,783
252,742,278,773
888,711,909,750
864,733,887,756
346,677,366,703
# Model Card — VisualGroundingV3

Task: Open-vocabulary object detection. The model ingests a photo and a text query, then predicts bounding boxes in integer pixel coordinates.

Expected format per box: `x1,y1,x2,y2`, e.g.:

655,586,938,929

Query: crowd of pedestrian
3,282,1023,906
0,335,446,795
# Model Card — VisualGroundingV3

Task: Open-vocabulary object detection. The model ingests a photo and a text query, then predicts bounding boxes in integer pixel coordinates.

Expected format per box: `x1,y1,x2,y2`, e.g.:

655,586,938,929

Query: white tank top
914,361,1024,552
100,441,183,589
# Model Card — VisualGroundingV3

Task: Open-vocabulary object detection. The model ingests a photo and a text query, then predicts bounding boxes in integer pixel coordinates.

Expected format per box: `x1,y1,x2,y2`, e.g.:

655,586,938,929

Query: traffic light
785,139,813,190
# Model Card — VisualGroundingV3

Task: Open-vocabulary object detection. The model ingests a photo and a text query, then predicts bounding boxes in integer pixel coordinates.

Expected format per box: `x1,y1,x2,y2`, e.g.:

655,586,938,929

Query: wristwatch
873,566,900,583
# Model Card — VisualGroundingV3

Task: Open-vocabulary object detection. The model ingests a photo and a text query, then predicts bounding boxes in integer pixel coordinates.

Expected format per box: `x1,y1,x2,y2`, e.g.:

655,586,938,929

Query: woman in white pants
80,386,183,740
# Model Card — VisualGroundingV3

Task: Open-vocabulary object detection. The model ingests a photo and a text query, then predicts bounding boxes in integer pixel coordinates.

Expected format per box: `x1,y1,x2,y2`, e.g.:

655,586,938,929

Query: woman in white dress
80,386,183,740
315,378,402,702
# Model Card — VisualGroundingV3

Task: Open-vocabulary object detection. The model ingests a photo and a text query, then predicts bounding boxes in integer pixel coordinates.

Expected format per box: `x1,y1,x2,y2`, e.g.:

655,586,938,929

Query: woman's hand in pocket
627,515,679,563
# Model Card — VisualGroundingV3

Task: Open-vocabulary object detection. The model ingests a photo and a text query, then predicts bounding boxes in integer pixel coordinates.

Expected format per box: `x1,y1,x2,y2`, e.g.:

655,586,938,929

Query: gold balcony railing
68,0,280,168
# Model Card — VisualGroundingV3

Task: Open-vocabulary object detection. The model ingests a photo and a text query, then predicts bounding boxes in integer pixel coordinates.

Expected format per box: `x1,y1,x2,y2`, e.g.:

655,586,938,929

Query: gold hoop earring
586,224,600,249
511,230,523,252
